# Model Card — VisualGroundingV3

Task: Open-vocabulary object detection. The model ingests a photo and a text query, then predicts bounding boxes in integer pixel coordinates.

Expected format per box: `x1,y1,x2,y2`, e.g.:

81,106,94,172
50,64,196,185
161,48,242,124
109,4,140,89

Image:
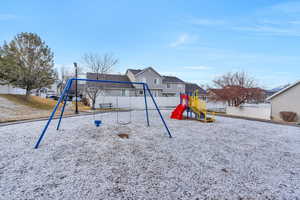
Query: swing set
34,78,172,149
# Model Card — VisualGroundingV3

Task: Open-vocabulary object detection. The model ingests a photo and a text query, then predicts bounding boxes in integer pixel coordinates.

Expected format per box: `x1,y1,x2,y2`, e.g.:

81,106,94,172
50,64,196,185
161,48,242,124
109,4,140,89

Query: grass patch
0,94,59,110
0,94,92,112
71,102,91,111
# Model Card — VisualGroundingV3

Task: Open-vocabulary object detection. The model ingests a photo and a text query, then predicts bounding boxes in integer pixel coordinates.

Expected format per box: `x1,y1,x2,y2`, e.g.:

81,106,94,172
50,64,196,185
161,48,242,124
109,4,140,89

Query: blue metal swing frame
34,78,172,149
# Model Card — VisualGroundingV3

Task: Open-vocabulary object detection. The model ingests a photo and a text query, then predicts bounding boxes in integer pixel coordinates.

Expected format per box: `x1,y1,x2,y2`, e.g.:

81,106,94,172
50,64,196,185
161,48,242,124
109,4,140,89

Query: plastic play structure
34,78,172,149
171,90,215,122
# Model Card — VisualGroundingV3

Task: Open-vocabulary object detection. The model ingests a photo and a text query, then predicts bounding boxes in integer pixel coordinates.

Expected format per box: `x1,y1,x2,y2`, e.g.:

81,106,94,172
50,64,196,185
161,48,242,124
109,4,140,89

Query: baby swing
116,96,132,125
93,91,106,127
93,107,102,127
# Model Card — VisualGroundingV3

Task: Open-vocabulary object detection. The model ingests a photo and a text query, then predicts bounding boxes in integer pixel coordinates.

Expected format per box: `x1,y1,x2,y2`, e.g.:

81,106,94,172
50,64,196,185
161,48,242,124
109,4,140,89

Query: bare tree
213,71,256,88
210,72,264,106
83,53,118,109
56,65,69,94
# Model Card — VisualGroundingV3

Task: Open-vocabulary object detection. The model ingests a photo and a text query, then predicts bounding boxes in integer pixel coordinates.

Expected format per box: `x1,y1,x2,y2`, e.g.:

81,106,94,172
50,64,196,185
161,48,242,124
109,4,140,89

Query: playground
0,109,300,199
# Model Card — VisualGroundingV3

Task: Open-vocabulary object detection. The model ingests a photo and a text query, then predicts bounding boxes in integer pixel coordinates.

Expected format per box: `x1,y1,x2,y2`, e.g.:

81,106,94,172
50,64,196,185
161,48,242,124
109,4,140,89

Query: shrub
280,111,297,122
81,97,90,107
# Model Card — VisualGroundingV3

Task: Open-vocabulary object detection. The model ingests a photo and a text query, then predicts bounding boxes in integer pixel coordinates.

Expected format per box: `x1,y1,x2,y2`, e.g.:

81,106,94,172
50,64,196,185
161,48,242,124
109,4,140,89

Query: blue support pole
186,93,188,119
145,84,172,138
56,82,72,130
143,84,150,127
34,79,72,149
56,97,67,130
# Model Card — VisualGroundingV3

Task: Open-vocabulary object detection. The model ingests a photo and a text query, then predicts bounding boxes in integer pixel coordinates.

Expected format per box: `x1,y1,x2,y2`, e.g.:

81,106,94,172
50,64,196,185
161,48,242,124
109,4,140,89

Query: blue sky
1,0,300,89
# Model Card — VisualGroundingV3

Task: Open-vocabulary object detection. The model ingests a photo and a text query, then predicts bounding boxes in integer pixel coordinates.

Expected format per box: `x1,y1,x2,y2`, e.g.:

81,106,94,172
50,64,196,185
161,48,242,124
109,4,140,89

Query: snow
0,110,300,199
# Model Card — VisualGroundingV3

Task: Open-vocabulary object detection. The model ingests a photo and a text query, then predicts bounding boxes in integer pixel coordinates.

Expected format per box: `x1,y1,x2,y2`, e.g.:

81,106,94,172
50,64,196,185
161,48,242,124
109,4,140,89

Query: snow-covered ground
0,110,300,199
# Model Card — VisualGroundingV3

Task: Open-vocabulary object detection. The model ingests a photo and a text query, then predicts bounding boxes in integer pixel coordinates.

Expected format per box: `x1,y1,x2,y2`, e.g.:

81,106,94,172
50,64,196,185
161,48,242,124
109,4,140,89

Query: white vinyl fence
0,85,26,95
206,101,226,112
95,96,228,111
95,96,180,109
226,104,271,120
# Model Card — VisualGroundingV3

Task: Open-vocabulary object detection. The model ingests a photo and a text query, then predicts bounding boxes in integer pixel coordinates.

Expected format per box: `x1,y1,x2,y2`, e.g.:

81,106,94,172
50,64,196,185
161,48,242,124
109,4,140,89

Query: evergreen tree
0,32,56,96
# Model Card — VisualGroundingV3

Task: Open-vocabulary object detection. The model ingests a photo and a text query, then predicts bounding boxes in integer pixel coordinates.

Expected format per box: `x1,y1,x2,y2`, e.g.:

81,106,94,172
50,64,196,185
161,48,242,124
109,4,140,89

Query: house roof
127,67,162,77
86,73,134,89
162,76,185,83
266,80,300,100
127,69,142,75
185,83,206,94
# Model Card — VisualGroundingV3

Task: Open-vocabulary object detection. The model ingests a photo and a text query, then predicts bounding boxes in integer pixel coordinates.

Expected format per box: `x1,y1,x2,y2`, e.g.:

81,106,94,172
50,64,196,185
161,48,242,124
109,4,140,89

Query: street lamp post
74,62,79,114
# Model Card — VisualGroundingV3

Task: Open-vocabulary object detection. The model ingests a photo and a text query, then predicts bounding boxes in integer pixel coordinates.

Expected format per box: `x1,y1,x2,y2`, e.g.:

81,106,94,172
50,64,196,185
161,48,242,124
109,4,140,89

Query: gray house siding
162,83,185,96
136,68,163,89
127,67,164,96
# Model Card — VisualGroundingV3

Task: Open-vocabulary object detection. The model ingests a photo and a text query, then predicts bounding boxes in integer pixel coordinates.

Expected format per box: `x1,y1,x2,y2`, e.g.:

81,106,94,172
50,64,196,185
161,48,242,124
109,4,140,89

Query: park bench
99,103,112,109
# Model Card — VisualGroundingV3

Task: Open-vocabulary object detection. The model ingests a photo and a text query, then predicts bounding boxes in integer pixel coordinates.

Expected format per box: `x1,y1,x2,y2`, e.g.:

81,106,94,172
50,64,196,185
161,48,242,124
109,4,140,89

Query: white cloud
169,33,192,48
186,1,300,37
183,66,212,70
0,14,17,21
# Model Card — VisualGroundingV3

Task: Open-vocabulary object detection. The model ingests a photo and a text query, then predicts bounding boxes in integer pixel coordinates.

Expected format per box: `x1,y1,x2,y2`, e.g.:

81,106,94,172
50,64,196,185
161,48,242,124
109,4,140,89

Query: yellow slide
189,90,215,123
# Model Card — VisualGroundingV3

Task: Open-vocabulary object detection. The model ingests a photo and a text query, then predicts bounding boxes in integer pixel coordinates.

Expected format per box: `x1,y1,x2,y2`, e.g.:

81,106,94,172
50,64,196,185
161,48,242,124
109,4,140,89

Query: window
167,83,171,88
154,78,159,85
121,89,126,96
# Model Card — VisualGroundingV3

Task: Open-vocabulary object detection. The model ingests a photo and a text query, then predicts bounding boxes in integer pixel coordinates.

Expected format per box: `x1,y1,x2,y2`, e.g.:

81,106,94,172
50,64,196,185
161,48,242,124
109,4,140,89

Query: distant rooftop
86,73,134,88
127,69,142,75
162,76,184,83
185,83,206,94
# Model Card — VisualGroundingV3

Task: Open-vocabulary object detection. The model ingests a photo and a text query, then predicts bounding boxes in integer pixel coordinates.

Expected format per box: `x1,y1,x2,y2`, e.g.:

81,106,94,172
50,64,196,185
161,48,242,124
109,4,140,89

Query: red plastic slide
170,104,187,120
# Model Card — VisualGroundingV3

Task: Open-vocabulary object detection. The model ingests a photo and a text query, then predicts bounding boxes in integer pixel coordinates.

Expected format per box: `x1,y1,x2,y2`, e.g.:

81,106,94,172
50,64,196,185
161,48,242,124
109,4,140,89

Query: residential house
267,80,300,122
185,83,207,100
162,76,185,97
126,67,186,97
86,73,135,96
82,67,204,98
126,67,164,97
33,81,60,97
264,84,290,99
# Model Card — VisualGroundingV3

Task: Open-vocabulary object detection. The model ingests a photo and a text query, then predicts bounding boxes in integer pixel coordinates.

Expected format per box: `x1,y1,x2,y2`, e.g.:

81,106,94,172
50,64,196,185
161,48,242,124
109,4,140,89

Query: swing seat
94,120,102,127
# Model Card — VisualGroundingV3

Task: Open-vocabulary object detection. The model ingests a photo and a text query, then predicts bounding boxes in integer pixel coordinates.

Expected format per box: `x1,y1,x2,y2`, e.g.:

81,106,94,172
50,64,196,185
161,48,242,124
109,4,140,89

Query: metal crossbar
34,78,172,149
